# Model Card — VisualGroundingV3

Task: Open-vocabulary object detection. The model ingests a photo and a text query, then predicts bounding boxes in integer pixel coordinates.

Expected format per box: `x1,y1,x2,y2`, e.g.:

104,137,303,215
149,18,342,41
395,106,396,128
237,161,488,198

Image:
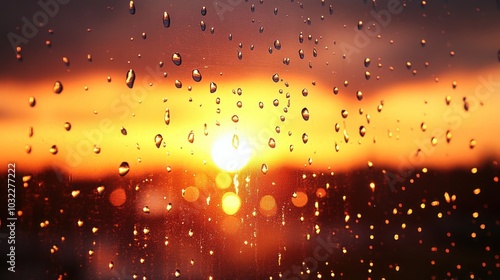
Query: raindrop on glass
356,91,363,101
274,39,281,50
301,108,310,121
272,73,279,82
232,115,239,123
53,81,63,94
469,139,477,149
129,1,135,15
302,88,308,97
64,123,71,131
343,130,349,143
164,108,170,125
29,96,36,107
298,49,304,59
268,138,276,148
155,134,163,148
163,12,170,28
119,162,130,176
357,20,363,30
302,133,309,144
431,137,438,146
359,126,366,137
364,58,371,67
192,69,202,82
125,69,135,88
261,164,268,174
210,82,217,93
120,126,127,136
188,131,194,143
49,145,58,155
421,122,427,132
172,53,182,66
62,56,70,66
201,6,207,15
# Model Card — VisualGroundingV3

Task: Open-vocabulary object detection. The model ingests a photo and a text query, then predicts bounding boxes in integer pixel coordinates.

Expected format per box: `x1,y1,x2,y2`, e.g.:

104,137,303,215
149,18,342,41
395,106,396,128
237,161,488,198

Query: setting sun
211,133,252,172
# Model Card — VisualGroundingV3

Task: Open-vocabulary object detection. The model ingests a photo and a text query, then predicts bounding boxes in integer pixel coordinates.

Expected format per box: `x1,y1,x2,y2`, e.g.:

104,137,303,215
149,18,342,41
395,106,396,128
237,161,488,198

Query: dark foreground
1,162,499,280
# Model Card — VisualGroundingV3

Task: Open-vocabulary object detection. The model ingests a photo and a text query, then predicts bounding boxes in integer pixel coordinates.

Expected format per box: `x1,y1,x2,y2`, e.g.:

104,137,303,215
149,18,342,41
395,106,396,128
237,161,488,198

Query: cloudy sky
1,0,499,178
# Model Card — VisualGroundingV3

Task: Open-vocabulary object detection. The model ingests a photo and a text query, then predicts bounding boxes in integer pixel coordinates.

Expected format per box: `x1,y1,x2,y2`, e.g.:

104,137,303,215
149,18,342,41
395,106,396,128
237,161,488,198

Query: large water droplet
49,145,58,155
62,56,70,66
119,162,130,176
421,122,427,132
192,69,202,82
29,96,36,107
431,137,438,146
174,269,181,278
172,53,181,66
301,108,310,121
274,39,281,50
175,80,182,88
129,1,136,15
201,6,207,16
302,133,309,144
357,20,363,30
53,81,63,94
298,49,304,59
356,91,363,101
209,82,217,93
272,73,279,83
469,139,476,149
200,20,206,31
126,69,135,88
341,110,348,118
188,131,194,143
232,115,239,123
163,12,170,28
268,138,276,148
364,58,371,67
261,164,268,174
302,88,308,97
359,126,366,137
164,108,170,125
64,122,71,131
120,127,127,136
155,134,163,148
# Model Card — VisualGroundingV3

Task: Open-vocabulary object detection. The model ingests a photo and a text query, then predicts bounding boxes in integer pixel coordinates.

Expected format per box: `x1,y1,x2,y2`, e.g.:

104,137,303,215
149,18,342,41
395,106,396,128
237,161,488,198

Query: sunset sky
1,0,499,179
